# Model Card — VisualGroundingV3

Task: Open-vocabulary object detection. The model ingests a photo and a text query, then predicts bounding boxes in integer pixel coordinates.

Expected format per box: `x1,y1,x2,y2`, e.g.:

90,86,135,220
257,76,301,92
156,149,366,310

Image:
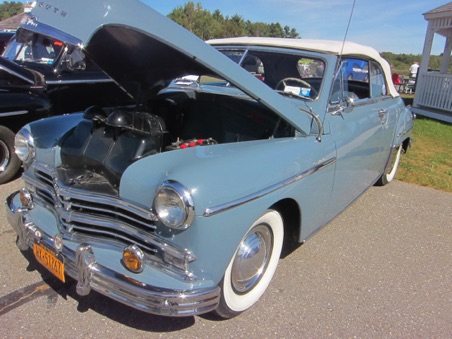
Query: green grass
397,95,452,192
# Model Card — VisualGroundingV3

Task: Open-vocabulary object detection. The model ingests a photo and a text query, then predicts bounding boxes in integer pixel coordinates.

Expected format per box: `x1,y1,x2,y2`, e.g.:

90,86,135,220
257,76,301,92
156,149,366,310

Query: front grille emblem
54,234,64,252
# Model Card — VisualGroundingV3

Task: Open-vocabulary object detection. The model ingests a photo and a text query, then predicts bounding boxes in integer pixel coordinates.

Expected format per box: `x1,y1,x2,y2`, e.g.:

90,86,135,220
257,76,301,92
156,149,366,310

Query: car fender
120,137,336,282
393,105,414,148
29,113,84,148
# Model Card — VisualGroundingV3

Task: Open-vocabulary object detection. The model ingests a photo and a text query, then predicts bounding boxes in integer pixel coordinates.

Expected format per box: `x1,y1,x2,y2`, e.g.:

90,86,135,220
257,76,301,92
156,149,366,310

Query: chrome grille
26,163,159,255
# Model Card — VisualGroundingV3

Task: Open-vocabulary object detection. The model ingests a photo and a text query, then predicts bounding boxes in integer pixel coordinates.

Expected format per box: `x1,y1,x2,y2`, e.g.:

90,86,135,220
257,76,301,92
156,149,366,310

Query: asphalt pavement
0,178,451,338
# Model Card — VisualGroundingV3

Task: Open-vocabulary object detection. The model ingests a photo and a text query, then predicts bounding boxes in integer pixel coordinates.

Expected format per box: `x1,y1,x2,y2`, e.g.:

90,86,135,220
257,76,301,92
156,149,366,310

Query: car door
0,56,50,121
326,58,388,219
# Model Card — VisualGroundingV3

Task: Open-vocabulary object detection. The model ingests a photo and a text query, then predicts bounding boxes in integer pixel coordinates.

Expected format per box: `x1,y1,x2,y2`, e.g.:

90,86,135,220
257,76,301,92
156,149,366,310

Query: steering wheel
275,77,318,98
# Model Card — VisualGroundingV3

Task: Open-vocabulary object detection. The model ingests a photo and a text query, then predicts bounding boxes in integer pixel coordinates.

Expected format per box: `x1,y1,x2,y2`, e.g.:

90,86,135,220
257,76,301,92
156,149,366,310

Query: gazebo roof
424,2,452,16
423,2,452,19
0,13,25,31
423,2,452,38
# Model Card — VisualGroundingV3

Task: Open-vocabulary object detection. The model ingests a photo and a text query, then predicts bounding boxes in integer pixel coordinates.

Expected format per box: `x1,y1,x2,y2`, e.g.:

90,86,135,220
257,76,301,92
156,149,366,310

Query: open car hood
25,0,312,134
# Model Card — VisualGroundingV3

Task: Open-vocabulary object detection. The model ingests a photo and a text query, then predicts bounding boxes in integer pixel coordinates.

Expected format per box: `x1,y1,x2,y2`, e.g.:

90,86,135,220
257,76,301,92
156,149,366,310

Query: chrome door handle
378,109,388,119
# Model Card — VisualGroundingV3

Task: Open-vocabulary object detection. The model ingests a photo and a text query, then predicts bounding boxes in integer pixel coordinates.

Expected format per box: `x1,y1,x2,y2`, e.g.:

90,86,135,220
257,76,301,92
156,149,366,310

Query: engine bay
59,90,296,191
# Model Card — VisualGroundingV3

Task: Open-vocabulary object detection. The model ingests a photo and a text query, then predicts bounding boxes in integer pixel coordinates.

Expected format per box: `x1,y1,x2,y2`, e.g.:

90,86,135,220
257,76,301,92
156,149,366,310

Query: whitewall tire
377,145,402,186
214,209,284,319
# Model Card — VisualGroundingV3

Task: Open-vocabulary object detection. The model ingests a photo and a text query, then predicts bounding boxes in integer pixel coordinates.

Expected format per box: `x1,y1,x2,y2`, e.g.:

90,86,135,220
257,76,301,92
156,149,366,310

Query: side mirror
329,95,355,116
340,96,354,113
63,49,86,72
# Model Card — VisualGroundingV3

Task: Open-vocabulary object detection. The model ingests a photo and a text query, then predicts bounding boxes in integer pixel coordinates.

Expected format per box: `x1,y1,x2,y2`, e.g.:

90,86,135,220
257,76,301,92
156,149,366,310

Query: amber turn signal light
122,245,144,273
19,188,33,209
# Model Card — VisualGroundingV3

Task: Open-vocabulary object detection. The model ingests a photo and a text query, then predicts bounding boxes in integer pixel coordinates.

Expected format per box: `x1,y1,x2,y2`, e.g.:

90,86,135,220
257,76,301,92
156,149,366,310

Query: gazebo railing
415,72,452,112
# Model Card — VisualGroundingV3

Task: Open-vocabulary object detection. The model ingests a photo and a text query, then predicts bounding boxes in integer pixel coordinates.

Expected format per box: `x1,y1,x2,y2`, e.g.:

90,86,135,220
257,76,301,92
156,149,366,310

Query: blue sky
140,0,449,55
6,0,449,54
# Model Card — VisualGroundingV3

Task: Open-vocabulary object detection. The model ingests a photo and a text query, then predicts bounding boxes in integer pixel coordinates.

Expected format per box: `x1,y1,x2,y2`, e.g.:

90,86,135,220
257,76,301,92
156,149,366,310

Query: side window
14,35,63,64
219,50,264,80
298,59,325,78
242,54,264,78
61,46,107,73
62,47,87,72
342,58,368,82
274,57,324,99
330,58,370,103
369,61,387,98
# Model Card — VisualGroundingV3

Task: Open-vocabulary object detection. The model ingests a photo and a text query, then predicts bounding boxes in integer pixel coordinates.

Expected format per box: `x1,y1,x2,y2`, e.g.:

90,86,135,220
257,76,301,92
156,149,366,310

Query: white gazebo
412,2,452,123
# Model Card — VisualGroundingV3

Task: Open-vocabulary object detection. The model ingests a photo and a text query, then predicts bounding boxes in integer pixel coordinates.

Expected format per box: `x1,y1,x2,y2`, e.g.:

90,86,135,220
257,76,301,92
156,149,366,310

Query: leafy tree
284,26,299,38
267,23,284,37
246,21,269,37
0,1,23,20
168,2,300,40
225,14,247,37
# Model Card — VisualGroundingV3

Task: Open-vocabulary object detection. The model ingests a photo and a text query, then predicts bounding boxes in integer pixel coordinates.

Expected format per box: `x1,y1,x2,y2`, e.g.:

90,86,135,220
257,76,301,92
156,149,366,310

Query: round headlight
15,128,35,163
154,180,195,229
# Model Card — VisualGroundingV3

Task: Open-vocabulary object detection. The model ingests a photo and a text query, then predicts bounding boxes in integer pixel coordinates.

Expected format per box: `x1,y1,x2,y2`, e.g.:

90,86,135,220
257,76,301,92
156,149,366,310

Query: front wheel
214,210,284,319
0,126,21,184
376,145,402,186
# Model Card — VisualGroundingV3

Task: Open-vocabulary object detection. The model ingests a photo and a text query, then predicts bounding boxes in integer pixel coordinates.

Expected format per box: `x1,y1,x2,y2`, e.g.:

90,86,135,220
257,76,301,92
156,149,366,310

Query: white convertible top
208,37,399,97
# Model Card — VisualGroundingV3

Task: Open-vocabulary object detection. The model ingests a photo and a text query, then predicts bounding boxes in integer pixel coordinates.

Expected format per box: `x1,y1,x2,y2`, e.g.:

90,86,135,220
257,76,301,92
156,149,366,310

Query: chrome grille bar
23,163,158,242
63,222,158,254
22,162,197,281
59,196,155,230
59,209,158,251
55,187,158,225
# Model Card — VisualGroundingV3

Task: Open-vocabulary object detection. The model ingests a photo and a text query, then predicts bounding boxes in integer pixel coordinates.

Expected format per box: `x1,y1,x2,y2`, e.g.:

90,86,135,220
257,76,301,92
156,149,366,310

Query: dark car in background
0,31,14,54
0,56,51,183
0,23,131,183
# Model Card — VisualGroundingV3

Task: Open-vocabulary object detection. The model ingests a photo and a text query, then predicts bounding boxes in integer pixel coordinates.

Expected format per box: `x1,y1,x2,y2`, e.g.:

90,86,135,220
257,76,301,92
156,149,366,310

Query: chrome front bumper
6,191,220,317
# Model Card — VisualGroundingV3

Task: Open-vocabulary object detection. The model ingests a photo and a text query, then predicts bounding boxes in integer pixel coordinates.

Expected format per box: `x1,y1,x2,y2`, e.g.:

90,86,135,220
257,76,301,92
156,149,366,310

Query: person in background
409,61,419,78
392,71,401,91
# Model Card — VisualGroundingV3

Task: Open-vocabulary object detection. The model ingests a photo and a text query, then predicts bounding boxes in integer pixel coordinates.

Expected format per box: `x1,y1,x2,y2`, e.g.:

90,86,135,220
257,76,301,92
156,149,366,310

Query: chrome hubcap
0,140,10,173
231,224,273,294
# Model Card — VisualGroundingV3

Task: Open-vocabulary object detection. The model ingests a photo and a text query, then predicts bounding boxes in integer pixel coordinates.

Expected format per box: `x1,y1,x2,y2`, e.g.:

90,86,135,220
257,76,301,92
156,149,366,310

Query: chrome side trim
204,157,336,217
46,79,114,85
328,95,394,113
0,110,28,117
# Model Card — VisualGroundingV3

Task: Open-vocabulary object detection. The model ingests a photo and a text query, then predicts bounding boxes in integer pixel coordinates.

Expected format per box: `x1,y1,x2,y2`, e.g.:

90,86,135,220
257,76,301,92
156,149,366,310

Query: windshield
3,32,64,65
216,48,324,100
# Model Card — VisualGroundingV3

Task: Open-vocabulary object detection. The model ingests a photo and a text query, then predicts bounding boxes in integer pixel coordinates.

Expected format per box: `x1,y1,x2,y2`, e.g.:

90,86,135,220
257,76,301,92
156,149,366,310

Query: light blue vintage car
6,0,413,319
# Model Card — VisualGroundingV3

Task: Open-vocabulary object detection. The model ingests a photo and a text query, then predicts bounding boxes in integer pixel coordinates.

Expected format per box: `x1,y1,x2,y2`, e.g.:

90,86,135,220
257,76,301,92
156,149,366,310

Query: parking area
1,178,451,338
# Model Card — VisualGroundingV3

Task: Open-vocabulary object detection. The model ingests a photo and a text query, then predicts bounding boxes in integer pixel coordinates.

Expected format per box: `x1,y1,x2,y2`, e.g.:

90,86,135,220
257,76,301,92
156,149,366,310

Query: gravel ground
0,178,451,338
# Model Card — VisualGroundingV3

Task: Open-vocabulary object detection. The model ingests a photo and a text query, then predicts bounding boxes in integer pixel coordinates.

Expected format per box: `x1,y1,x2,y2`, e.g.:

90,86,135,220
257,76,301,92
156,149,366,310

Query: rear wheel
0,126,20,184
377,145,402,186
214,210,284,319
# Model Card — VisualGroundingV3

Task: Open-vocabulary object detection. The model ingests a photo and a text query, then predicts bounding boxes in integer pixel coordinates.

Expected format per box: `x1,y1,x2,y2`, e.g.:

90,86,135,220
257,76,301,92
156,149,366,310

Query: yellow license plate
33,243,65,283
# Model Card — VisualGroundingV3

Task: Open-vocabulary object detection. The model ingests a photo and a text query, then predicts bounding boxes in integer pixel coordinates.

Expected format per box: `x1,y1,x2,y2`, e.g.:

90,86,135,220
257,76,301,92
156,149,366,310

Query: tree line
0,1,23,20
1,1,449,75
382,52,452,77
168,2,299,40
0,1,299,39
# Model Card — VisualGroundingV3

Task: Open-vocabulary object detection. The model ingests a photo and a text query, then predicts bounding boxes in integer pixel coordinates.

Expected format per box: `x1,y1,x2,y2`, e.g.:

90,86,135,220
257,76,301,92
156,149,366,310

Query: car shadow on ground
3,236,303,326
2,249,197,332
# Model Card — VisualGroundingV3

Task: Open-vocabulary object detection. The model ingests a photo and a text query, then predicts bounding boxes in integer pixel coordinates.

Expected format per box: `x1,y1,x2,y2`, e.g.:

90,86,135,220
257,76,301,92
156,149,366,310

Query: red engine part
168,138,217,150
